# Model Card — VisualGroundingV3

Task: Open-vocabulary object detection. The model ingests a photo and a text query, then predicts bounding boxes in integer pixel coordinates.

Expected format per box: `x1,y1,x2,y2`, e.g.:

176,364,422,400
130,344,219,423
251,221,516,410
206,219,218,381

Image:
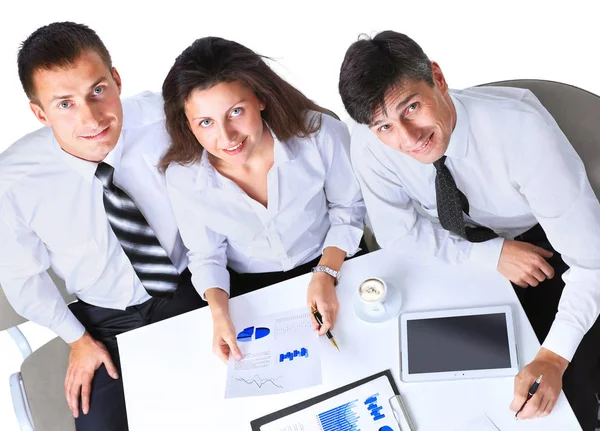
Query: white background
0,0,598,429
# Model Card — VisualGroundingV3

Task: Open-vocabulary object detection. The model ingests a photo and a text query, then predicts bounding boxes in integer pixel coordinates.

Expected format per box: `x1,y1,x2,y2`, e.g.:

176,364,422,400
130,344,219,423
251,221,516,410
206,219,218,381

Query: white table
117,249,581,430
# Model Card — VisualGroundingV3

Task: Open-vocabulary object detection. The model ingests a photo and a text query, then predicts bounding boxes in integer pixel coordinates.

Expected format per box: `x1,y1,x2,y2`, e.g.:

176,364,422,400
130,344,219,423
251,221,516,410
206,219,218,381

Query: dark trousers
68,269,206,431
228,239,370,297
513,224,600,431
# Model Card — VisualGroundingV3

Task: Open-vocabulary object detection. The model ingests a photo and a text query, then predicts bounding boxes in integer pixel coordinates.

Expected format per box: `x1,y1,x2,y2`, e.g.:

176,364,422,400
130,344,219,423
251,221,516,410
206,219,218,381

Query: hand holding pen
311,305,340,351
514,375,542,419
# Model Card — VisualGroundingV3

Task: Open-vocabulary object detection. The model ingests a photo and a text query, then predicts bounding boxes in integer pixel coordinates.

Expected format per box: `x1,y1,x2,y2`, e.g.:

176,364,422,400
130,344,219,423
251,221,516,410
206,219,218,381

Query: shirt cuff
541,319,585,362
322,225,364,257
190,263,231,300
50,310,86,344
466,237,505,270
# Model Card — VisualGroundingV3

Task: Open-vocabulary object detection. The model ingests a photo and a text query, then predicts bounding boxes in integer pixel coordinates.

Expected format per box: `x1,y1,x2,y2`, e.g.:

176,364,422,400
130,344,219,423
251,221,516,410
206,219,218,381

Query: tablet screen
406,313,511,374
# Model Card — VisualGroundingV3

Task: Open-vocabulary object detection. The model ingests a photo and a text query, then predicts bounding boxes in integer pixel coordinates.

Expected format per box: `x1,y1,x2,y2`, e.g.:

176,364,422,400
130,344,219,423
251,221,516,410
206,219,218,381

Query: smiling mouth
412,133,433,154
223,137,246,154
81,126,109,140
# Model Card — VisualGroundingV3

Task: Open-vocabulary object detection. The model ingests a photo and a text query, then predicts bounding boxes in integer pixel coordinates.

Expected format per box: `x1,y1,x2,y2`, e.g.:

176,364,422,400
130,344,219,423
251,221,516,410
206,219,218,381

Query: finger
510,374,532,411
226,337,243,361
80,379,92,415
542,395,558,416
532,394,546,418
102,354,119,379
531,268,547,283
514,279,529,288
64,369,75,416
307,303,320,331
538,397,552,418
532,245,554,259
213,343,230,363
523,274,539,287
510,391,528,412
68,378,82,418
318,310,333,336
538,259,555,279
519,392,543,419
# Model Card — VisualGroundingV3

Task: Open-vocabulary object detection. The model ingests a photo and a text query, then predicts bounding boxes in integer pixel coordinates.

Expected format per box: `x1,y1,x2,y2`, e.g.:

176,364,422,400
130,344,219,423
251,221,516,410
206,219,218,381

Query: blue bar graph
364,393,385,421
318,399,360,431
279,347,309,362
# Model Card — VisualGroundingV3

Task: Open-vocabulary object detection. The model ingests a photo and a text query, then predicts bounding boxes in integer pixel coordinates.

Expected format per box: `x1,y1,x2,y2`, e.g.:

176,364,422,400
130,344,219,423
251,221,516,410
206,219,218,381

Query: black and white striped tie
95,162,180,298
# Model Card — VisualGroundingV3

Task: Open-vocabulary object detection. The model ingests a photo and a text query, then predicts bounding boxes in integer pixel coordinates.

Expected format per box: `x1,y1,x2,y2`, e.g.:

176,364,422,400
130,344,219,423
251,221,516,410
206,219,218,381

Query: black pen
515,375,543,419
310,306,339,351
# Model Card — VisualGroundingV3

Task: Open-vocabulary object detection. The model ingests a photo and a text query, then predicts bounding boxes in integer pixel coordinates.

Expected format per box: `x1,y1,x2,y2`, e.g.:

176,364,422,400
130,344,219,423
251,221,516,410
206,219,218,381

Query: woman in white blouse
160,37,366,362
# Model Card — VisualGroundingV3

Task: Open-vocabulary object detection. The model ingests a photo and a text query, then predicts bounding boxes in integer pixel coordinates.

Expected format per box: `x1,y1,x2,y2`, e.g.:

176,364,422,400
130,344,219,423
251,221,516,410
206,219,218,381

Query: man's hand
65,332,119,418
510,348,569,419
307,271,339,335
497,240,555,287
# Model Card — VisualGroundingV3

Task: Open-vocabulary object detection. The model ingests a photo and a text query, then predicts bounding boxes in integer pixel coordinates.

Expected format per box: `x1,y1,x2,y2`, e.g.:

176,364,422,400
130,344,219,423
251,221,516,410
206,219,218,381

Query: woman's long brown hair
159,37,328,171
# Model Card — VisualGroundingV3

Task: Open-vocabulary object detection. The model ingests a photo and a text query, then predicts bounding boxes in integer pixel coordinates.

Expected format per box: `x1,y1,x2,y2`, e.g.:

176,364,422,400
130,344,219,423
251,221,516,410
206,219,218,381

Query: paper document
455,412,501,431
258,374,400,431
225,307,321,398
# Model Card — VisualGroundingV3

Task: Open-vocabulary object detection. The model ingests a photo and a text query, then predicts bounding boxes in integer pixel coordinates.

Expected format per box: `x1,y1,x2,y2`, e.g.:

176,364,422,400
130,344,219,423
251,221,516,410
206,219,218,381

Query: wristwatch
311,265,341,286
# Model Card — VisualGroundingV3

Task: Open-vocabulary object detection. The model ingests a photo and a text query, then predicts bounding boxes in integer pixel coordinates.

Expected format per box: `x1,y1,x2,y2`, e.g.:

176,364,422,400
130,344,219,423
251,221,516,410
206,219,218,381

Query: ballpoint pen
515,375,543,419
310,306,340,351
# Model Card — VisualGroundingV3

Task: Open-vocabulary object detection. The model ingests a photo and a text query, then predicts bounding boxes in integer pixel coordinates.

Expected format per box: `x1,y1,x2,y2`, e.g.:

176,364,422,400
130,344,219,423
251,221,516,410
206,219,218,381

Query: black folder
250,369,399,430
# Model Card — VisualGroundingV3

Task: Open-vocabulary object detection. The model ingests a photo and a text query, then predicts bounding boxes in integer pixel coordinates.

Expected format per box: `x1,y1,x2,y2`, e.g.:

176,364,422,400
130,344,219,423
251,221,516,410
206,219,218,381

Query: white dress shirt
166,113,366,298
351,87,600,362
0,92,187,344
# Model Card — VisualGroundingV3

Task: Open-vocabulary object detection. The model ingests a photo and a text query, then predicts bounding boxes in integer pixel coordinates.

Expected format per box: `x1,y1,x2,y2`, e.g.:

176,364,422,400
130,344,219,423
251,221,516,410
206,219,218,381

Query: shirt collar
197,123,296,190
53,134,124,183
444,93,470,159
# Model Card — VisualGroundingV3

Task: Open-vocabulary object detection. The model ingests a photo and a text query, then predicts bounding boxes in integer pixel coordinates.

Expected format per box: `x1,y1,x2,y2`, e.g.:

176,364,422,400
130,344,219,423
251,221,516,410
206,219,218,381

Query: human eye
58,101,72,109
92,86,105,96
378,124,391,133
406,102,419,114
230,107,243,117
200,119,212,127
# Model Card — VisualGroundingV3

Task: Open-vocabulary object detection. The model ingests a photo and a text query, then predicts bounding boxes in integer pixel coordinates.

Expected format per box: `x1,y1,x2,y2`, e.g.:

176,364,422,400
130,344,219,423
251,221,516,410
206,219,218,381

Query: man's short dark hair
18,21,112,101
338,31,433,125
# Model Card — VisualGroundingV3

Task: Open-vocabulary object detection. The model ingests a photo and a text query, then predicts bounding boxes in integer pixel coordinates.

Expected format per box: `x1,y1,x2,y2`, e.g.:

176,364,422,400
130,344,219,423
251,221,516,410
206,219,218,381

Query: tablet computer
400,305,519,382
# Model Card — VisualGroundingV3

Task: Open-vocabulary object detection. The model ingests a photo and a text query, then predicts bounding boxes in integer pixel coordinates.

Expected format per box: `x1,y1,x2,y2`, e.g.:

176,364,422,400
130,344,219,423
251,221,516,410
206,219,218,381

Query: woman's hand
205,287,242,363
211,312,243,363
307,271,339,335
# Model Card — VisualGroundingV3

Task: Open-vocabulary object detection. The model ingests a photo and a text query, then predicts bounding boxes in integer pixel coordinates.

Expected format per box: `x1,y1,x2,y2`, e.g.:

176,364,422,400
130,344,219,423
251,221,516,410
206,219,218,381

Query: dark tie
433,156,498,243
95,162,180,298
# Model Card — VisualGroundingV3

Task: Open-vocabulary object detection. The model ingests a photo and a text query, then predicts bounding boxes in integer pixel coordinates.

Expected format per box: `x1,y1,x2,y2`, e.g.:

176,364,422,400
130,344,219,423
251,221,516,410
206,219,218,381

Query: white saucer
353,282,403,324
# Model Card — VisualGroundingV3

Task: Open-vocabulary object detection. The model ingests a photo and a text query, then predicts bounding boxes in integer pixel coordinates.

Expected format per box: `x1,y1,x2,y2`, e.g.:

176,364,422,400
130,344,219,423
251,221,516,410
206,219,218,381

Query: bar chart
317,399,360,431
364,393,385,421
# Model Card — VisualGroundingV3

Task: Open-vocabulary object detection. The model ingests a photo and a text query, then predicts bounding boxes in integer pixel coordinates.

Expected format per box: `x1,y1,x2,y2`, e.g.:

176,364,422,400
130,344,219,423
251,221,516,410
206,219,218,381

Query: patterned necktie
433,156,498,243
95,162,180,298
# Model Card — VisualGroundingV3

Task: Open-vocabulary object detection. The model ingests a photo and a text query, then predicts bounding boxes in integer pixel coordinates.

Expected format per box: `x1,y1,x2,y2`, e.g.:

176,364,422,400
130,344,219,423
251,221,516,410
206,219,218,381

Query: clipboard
250,369,415,430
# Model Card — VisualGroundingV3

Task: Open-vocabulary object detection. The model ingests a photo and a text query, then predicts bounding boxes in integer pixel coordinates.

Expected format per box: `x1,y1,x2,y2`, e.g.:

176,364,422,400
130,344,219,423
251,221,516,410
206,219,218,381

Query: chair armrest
9,372,34,431
7,327,32,360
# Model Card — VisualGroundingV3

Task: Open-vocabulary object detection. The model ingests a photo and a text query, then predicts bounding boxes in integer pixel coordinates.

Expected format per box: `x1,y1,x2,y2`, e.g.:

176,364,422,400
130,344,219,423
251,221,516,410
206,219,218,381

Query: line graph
234,374,284,389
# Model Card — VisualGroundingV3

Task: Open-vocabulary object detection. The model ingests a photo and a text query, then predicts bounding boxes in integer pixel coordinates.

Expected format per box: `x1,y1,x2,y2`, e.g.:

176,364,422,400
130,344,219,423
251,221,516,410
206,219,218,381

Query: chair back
482,79,600,199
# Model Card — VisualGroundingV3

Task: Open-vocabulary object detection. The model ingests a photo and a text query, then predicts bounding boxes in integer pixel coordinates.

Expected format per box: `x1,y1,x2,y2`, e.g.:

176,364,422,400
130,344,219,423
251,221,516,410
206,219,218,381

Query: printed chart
225,308,321,398
258,375,401,431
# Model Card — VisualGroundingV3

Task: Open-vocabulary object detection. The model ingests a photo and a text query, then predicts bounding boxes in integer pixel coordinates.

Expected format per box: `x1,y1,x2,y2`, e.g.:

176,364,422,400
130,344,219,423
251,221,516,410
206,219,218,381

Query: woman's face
185,80,266,166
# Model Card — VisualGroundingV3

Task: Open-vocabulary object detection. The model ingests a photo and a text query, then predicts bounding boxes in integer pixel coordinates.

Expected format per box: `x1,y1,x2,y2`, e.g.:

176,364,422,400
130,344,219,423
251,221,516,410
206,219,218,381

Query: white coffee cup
358,277,388,315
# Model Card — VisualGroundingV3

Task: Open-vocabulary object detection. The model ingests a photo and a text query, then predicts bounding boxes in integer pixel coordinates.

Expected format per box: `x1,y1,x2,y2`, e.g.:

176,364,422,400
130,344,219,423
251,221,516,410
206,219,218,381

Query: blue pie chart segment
237,326,254,342
255,327,270,339
379,427,394,431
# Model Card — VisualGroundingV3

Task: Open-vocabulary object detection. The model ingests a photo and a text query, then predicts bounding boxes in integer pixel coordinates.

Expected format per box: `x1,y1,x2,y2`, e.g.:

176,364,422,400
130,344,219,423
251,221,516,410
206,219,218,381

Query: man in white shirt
0,22,205,430
339,30,600,430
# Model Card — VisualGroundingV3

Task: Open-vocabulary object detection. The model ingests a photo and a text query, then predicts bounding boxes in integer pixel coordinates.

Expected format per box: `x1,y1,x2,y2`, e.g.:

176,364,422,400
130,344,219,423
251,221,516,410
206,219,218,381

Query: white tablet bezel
400,305,519,382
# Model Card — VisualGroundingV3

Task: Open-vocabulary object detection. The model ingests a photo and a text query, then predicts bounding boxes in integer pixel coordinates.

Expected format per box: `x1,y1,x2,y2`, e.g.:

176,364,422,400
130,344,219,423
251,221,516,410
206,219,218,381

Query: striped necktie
95,162,180,298
433,156,498,243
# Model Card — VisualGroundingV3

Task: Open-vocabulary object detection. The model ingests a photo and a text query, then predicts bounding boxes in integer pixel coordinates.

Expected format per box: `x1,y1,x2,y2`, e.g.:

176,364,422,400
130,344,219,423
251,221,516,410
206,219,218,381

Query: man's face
29,50,123,162
369,62,456,164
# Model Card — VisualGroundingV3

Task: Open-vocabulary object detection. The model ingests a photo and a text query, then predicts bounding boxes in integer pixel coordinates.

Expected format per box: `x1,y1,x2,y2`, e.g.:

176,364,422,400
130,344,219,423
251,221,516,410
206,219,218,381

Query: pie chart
237,326,270,342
